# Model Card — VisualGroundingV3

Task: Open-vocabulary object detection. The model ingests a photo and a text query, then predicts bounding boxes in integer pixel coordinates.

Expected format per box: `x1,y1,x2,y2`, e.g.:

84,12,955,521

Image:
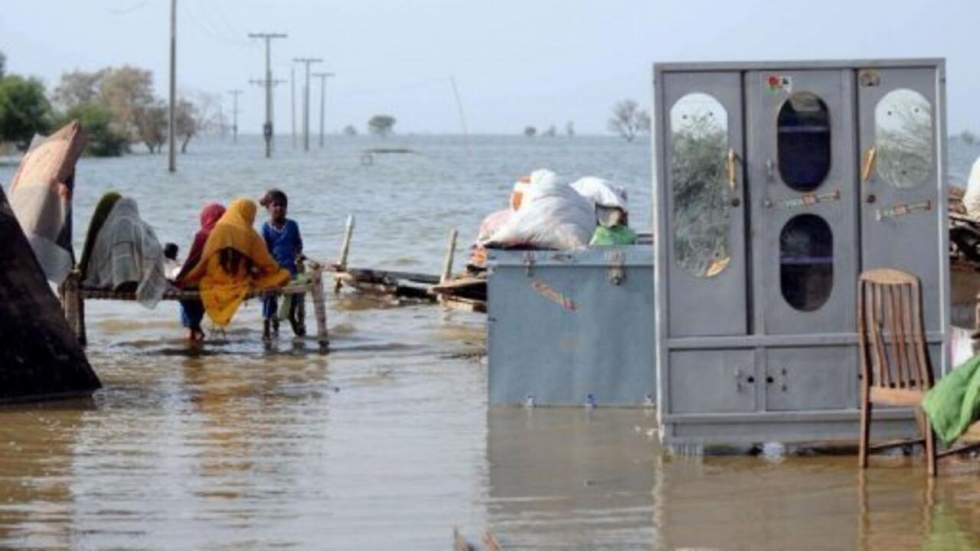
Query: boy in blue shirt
259,189,305,339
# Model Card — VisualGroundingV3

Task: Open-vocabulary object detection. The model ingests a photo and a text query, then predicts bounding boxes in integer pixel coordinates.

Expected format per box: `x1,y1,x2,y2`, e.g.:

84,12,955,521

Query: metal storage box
487,247,654,406
653,59,949,445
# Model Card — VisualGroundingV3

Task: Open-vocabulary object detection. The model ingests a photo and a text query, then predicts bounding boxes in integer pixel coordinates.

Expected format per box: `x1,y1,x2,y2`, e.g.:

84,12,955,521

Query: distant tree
63,103,128,157
343,124,358,136
99,66,156,142
0,75,52,150
368,114,396,136
961,130,976,145
523,125,537,138
52,69,108,112
542,124,557,138
0,51,5,79
175,98,198,153
565,121,575,137
607,99,651,142
133,100,167,153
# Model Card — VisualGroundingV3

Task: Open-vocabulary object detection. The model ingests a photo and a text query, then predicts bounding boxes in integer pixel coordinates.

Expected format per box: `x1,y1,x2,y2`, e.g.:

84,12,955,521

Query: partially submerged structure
0,186,101,402
653,59,948,445
487,247,654,406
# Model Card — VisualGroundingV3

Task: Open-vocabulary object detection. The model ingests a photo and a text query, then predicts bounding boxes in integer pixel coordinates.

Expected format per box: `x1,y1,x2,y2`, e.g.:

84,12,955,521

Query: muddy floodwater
2,136,980,549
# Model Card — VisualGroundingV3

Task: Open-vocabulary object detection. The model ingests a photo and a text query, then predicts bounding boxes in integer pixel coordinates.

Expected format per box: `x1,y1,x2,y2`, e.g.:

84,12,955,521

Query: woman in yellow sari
181,198,290,327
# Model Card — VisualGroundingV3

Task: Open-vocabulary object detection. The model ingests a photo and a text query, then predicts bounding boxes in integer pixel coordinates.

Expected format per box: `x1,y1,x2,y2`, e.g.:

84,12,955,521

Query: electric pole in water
227,90,243,143
293,57,322,152
249,77,286,139
312,72,335,148
168,0,177,173
247,32,287,158
290,66,297,149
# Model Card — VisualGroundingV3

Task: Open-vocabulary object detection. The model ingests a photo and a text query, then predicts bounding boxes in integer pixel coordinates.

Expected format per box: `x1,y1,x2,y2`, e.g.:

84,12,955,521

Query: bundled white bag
964,157,980,219
483,169,596,250
570,177,629,211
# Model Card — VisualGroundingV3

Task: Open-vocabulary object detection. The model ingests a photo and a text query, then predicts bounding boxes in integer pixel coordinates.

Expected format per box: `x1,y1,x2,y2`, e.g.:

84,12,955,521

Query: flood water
2,135,980,549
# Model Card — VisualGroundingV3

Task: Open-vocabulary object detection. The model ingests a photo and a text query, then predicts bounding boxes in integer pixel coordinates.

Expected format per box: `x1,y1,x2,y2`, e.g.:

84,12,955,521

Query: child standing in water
259,189,304,340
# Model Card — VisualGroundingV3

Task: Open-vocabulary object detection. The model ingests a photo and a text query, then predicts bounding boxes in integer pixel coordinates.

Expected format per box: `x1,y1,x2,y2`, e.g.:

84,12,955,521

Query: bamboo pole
438,229,458,306
440,228,458,285
334,214,355,293
311,265,329,351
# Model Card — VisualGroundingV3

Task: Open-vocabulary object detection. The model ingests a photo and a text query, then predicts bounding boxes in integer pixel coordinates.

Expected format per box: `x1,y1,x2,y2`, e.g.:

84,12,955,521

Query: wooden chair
857,268,937,476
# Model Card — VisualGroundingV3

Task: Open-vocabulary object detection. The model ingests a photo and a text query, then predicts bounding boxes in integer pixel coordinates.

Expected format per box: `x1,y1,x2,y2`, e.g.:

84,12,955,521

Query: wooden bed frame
58,263,329,351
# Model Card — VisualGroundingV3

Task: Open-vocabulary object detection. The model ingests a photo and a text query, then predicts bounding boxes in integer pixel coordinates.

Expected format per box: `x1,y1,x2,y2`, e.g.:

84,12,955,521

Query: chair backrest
857,268,934,391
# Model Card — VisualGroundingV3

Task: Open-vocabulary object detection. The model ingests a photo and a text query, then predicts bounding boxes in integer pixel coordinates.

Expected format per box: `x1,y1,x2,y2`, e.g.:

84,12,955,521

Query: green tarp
922,355,980,446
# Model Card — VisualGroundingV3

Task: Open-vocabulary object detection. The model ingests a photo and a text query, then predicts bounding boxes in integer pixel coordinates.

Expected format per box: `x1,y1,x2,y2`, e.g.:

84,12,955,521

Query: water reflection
875,89,933,189
486,408,659,548
670,93,731,278
0,400,94,549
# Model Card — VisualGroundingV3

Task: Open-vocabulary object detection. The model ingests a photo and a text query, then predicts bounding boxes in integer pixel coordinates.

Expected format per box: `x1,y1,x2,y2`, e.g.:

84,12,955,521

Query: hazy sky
1,0,978,134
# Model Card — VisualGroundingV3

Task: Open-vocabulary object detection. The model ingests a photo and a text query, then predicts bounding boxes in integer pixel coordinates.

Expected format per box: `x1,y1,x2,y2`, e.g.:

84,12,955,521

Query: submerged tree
542,124,557,138
368,114,396,137
961,130,976,145
343,124,358,136
133,100,167,153
608,99,651,142
63,103,128,157
523,125,537,138
565,121,575,137
0,75,52,150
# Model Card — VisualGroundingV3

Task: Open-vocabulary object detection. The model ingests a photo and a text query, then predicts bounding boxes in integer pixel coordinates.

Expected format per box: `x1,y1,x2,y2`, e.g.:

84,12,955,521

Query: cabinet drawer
668,350,756,414
765,346,856,411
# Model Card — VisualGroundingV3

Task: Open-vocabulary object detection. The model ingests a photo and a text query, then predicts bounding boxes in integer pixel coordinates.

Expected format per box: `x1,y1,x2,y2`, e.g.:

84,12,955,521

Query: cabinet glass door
858,67,941,331
748,70,857,335
663,72,746,337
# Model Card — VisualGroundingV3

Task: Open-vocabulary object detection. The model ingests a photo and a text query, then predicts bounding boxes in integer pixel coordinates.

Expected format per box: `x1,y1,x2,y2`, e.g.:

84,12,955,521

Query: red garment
176,203,226,284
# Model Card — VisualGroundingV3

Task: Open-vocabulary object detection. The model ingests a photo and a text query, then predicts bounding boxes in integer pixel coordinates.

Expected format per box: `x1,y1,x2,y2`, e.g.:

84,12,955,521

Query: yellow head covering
183,198,289,326
184,199,275,283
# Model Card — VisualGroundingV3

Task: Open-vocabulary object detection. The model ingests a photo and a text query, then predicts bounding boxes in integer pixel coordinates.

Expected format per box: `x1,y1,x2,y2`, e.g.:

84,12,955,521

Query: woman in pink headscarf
175,203,226,341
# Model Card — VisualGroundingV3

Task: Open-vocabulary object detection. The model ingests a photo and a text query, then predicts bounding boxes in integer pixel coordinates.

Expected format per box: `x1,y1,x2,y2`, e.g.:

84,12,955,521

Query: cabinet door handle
861,146,878,184
727,149,739,192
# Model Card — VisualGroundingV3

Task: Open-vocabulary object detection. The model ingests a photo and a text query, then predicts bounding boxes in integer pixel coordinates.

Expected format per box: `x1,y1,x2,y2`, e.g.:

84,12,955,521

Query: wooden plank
869,386,924,406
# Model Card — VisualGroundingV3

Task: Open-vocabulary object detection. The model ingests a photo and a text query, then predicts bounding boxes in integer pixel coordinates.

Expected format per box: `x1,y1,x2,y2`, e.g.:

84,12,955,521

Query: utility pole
312,72,335,148
168,0,177,173
293,57,322,152
247,32,287,158
227,89,242,143
290,65,297,148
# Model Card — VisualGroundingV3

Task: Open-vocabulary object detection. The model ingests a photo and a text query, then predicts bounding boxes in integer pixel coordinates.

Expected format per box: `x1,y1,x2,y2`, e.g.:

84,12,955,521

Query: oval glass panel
780,214,833,312
875,89,933,189
777,92,831,192
670,93,730,278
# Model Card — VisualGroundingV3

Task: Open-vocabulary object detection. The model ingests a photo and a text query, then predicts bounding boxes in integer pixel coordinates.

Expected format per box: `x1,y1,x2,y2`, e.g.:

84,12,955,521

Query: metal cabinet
654,60,949,446
488,247,654,406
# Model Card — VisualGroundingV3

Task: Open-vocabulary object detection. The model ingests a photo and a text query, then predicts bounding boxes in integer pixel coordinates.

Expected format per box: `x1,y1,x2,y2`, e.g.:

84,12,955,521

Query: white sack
570,177,629,211
964,157,980,219
483,170,595,250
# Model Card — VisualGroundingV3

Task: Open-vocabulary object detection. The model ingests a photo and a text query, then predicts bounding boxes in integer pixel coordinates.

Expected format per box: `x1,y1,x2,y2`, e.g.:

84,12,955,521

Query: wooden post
334,214,354,293
61,270,86,346
437,229,458,305
440,228,458,285
311,266,329,351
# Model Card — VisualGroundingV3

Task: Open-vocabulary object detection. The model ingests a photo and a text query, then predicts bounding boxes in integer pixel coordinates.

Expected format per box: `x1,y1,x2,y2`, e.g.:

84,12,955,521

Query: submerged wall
0,186,100,403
